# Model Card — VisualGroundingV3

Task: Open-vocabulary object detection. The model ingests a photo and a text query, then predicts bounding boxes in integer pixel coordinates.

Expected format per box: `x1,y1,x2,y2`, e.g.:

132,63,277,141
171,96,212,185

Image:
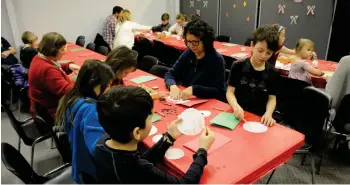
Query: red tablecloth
124,70,305,184
135,33,251,60
63,43,305,184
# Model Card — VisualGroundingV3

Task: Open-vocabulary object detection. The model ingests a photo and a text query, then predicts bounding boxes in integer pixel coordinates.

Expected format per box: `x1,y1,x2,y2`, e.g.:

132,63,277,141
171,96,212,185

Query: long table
63,42,305,184
135,33,338,88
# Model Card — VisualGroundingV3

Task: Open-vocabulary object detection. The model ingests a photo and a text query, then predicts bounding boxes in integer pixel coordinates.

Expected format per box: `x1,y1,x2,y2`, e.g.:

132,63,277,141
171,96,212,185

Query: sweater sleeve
164,50,189,88
151,24,162,32
60,62,73,74
141,134,172,164
131,22,152,31
168,24,177,34
140,148,208,184
80,106,105,155
192,54,226,100
43,67,74,98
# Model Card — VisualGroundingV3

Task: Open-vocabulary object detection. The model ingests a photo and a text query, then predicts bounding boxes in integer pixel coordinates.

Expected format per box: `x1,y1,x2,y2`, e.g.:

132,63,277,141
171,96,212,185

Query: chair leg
309,153,316,184
266,169,276,184
317,151,325,175
31,145,35,167
17,136,21,152
301,154,307,165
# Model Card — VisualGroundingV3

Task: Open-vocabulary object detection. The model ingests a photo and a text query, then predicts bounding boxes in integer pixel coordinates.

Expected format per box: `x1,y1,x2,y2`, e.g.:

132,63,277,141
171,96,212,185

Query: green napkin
324,71,334,77
69,48,86,52
130,76,157,84
152,114,161,123
210,112,240,130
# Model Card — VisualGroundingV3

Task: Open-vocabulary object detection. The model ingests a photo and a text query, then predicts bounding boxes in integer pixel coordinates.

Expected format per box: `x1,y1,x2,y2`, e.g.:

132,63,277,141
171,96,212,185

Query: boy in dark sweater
94,86,215,184
152,13,172,32
164,20,226,101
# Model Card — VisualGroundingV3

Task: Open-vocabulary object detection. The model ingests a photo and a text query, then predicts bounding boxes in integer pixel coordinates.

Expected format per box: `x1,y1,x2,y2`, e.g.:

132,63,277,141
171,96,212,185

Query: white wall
1,0,15,47
6,0,179,47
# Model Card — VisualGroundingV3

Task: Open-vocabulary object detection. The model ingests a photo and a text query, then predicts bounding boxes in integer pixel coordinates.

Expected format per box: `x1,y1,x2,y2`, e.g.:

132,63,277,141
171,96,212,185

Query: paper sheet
165,148,184,160
177,108,205,135
149,126,158,136
210,112,240,130
184,132,232,154
231,53,249,58
130,76,157,84
167,96,190,104
222,43,238,47
152,134,163,143
69,48,86,52
200,110,211,117
152,114,161,123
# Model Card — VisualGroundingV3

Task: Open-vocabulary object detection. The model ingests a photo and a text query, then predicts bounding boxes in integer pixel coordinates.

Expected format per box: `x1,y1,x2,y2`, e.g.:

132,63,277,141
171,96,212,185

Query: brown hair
118,9,132,23
38,32,66,57
105,46,137,81
176,13,186,21
253,25,279,52
296,39,314,52
161,13,170,21
21,31,38,45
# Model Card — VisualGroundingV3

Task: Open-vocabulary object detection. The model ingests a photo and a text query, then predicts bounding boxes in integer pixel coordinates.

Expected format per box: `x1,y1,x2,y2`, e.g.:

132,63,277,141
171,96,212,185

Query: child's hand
199,126,215,151
261,113,276,127
167,118,183,140
233,104,244,120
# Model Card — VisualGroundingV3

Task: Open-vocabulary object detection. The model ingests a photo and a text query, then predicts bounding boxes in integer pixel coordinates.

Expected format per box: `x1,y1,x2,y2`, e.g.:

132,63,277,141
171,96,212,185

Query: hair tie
278,25,283,33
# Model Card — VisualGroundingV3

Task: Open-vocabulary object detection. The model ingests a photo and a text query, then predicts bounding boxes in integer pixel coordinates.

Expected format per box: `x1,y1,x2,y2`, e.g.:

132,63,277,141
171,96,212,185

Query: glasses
185,40,200,47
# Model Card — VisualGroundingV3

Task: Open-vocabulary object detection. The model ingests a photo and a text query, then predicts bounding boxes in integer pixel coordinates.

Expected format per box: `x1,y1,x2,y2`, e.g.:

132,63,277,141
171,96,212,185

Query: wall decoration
290,15,298,24
226,12,229,17
203,0,208,8
278,4,286,14
233,4,236,8
243,1,247,7
294,0,303,3
246,16,251,22
190,1,194,8
307,5,315,15
196,9,201,16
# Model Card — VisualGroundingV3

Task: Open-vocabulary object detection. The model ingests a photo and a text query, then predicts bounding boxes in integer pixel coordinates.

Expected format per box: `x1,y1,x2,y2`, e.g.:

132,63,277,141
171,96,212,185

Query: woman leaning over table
28,32,80,118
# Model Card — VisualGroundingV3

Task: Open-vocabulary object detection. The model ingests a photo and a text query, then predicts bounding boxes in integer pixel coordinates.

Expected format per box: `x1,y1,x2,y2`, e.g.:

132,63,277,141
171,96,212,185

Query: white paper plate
165,148,184,160
243,122,268,133
177,108,205,135
167,96,190,104
200,110,211,117
152,134,163,143
149,126,158,136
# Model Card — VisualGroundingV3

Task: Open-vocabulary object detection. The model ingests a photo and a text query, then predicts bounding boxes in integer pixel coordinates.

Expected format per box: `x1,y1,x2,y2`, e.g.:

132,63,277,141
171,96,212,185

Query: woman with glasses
164,20,226,101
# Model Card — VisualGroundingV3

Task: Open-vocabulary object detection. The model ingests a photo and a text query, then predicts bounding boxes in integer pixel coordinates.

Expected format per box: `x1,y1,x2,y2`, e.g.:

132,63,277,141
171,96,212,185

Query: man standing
102,6,123,49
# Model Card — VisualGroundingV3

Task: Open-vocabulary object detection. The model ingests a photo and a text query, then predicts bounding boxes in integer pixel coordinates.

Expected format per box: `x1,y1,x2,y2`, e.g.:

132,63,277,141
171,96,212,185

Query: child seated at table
289,39,324,85
226,25,281,127
152,13,172,33
55,59,115,183
20,31,38,69
93,86,215,184
168,13,187,36
164,19,226,101
104,46,137,86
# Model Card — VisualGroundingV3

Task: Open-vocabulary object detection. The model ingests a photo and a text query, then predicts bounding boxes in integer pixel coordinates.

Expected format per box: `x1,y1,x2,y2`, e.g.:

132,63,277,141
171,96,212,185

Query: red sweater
28,55,74,118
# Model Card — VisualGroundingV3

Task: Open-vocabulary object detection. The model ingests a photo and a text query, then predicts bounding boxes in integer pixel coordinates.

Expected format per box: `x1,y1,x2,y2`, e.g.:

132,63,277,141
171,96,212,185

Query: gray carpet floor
1,111,350,184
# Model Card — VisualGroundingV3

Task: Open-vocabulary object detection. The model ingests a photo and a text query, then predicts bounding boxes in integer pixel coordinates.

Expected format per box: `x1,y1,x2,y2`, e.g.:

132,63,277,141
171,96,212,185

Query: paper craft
167,96,190,104
278,4,286,14
231,53,249,58
203,0,208,8
130,76,157,84
222,43,238,47
307,5,315,16
152,114,161,123
78,53,95,57
69,48,85,52
177,108,205,135
323,71,334,77
243,122,268,133
165,148,184,160
178,99,209,107
210,112,240,130
200,110,211,117
149,126,158,136
290,15,298,25
152,134,163,143
184,132,232,154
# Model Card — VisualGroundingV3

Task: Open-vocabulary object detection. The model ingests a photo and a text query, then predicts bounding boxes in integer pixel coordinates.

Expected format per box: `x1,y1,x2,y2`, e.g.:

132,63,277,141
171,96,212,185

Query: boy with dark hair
102,6,124,48
152,13,172,32
226,25,280,127
94,86,215,184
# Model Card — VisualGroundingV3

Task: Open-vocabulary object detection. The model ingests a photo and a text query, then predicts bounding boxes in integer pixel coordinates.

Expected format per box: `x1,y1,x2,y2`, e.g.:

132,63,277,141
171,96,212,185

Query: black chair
93,33,111,52
76,39,85,47
34,103,72,164
1,101,51,167
137,37,153,62
149,65,170,78
216,35,231,43
76,35,85,41
139,55,159,72
225,69,230,84
86,43,95,51
132,50,139,59
96,46,109,56
1,142,72,184
152,40,168,65
79,171,97,184
19,86,30,113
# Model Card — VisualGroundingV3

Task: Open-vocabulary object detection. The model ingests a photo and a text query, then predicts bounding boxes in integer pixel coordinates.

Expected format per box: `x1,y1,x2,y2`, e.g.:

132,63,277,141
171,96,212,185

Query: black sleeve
1,37,11,49
164,49,190,88
141,148,208,184
267,69,280,96
141,134,172,164
151,24,162,32
228,60,244,87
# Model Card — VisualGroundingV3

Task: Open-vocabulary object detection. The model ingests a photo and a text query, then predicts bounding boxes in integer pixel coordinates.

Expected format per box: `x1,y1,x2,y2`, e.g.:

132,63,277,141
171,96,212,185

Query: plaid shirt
102,15,117,48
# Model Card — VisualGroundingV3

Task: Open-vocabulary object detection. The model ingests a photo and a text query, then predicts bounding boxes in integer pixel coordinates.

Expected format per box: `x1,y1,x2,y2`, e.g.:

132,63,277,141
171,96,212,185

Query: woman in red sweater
28,32,80,118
